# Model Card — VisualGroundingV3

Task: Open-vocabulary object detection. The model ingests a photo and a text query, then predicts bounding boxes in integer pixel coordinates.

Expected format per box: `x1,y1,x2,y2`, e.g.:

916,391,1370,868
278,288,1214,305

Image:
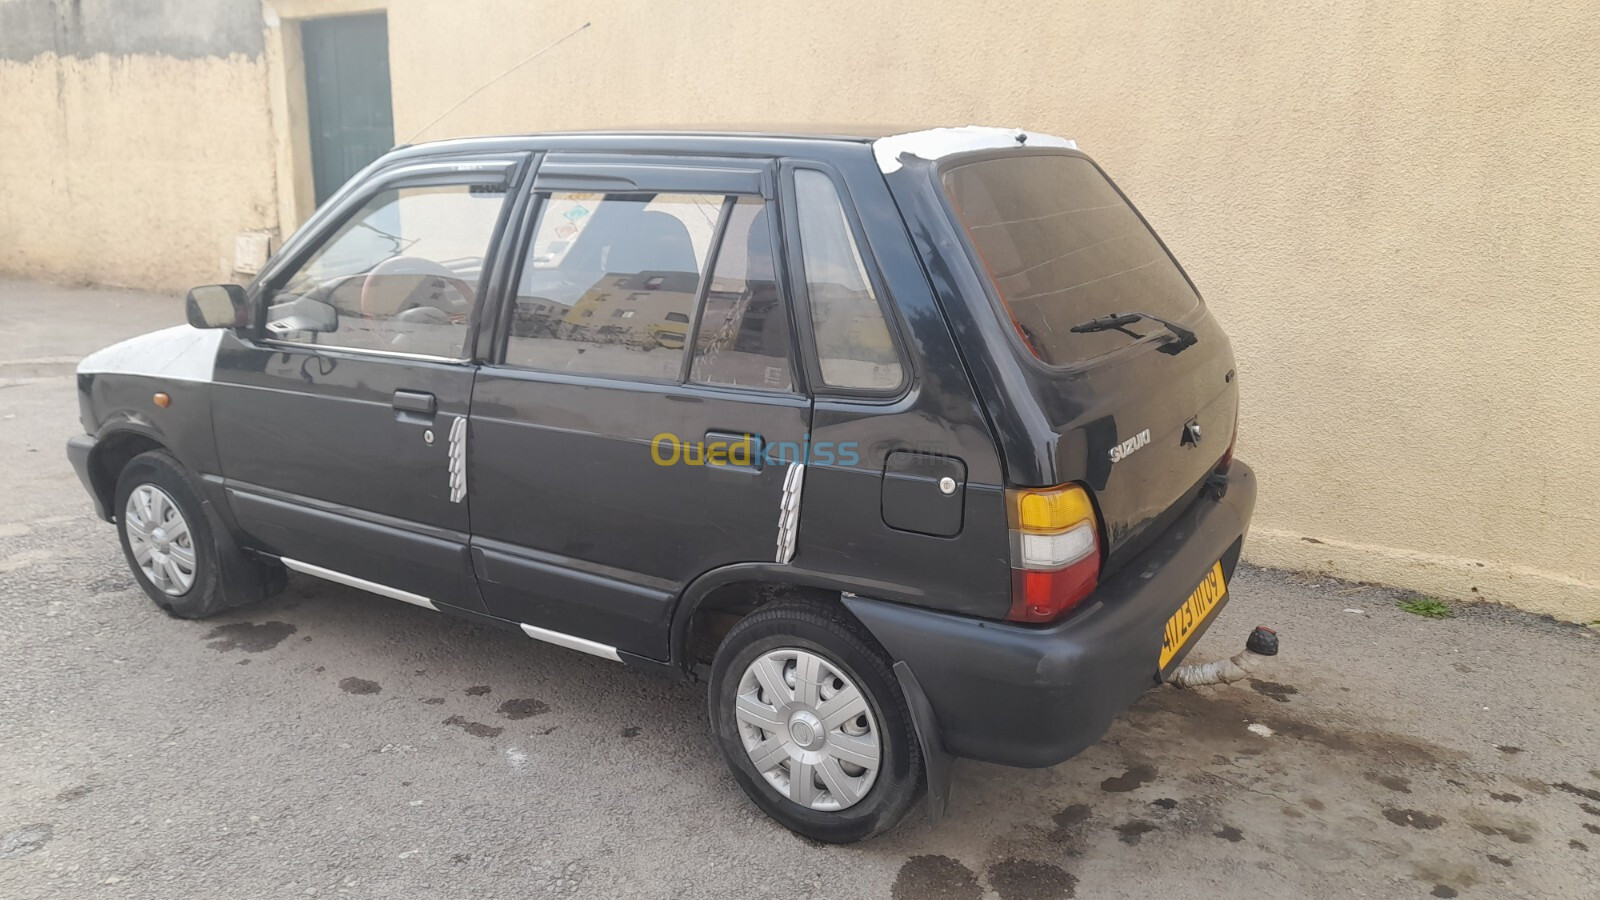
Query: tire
708,599,924,843
113,450,263,619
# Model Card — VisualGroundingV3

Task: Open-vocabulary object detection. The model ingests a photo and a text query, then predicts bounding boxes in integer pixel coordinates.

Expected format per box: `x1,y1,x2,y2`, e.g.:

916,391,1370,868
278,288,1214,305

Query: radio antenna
405,21,593,143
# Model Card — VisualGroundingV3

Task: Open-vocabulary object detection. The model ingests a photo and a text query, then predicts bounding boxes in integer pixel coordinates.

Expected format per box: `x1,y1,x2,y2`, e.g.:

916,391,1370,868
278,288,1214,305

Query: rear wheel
114,450,269,619
708,599,923,843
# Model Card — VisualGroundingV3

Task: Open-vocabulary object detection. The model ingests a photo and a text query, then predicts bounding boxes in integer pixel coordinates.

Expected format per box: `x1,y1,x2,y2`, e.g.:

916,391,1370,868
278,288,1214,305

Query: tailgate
940,150,1239,570
1053,339,1238,567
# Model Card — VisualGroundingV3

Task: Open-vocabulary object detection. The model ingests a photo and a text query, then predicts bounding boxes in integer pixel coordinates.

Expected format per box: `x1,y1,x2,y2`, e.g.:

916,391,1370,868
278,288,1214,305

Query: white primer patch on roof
77,325,224,382
873,125,1077,173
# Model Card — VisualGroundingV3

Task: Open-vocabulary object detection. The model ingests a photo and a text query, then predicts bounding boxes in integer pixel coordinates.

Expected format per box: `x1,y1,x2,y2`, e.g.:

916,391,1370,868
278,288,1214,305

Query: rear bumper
66,434,109,521
843,460,1257,768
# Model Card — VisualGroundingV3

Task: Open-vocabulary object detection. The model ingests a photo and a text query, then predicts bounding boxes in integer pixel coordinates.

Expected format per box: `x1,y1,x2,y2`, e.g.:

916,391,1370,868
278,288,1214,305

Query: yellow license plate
1159,561,1227,670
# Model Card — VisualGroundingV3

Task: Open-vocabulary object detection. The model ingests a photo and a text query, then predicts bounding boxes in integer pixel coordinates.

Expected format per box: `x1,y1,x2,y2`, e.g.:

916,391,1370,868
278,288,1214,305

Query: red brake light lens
1009,557,1101,623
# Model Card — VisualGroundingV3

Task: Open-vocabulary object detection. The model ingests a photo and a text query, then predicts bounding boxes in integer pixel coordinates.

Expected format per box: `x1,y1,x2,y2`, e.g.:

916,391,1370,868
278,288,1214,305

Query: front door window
266,183,506,358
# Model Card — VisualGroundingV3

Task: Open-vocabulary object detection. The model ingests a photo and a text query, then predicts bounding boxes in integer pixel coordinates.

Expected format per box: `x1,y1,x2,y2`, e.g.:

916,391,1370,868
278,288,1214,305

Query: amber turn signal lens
1012,484,1096,533
152,392,171,408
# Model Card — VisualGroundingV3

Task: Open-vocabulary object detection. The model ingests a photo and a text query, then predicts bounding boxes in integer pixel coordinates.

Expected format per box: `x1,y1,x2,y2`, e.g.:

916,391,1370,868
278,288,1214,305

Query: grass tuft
1397,596,1454,619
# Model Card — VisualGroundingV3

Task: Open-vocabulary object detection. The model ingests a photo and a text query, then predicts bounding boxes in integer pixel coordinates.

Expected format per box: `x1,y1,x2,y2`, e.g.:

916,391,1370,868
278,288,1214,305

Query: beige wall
5,1,1598,620
0,51,278,290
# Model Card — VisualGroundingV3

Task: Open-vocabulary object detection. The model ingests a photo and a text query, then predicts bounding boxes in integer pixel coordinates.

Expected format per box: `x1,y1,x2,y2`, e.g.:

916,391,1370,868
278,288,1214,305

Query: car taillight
1005,484,1101,623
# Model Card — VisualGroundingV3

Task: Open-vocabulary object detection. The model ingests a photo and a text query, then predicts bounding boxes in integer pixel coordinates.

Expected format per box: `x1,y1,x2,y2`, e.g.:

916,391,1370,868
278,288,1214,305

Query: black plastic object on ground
1246,625,1279,656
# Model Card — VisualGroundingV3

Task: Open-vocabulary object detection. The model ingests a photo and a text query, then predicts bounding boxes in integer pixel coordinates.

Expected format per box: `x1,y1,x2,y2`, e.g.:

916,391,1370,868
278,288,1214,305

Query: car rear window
943,153,1199,365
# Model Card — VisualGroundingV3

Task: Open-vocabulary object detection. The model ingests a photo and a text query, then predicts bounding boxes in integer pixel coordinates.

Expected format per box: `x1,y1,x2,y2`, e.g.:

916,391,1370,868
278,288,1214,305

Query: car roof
388,125,1077,173
383,126,913,166
409,123,922,147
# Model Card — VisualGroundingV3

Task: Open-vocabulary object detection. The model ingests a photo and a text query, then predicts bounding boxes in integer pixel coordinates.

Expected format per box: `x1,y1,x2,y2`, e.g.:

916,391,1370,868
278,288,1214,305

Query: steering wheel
359,256,476,348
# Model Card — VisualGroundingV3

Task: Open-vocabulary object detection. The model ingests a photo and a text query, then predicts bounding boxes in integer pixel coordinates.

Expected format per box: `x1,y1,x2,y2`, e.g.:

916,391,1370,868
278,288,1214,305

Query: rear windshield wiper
1069,311,1197,355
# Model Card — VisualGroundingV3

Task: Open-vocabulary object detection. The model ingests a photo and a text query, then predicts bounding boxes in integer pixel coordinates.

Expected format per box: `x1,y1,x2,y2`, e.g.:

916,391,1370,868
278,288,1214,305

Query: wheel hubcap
734,648,881,811
124,484,196,596
787,710,823,750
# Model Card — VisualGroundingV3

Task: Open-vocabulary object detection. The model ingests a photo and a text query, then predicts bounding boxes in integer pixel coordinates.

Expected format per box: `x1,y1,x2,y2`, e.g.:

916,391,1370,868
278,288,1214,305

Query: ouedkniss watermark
649,432,860,467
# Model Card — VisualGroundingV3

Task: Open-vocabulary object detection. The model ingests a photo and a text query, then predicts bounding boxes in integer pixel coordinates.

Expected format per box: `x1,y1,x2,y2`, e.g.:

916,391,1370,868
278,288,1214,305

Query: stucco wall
379,0,1600,620
0,0,277,290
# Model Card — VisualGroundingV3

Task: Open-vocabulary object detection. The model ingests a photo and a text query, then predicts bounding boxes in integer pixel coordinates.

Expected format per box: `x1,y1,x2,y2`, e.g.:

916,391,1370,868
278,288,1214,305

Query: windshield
943,153,1200,365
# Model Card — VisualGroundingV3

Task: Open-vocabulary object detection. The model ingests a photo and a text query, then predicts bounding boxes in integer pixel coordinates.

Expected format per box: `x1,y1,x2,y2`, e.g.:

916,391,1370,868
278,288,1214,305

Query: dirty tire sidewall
114,450,227,619
709,601,924,844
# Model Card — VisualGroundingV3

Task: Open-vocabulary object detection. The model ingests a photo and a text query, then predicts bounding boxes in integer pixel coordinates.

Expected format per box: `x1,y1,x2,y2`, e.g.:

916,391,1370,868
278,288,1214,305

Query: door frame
262,0,394,238
215,150,533,613
466,150,817,659
301,12,395,207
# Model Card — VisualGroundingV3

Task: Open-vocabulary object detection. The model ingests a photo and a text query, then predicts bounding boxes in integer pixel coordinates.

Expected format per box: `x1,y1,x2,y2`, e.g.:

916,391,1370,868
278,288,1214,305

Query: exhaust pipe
1166,626,1278,688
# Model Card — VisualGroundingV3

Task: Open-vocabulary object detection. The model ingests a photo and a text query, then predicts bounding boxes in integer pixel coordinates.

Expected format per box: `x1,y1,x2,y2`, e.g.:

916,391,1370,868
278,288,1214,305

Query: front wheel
114,450,257,619
708,599,924,843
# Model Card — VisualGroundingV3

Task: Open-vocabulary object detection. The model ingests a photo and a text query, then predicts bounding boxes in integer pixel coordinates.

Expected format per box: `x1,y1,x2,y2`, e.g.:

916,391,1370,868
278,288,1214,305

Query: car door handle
392,390,437,416
705,430,763,471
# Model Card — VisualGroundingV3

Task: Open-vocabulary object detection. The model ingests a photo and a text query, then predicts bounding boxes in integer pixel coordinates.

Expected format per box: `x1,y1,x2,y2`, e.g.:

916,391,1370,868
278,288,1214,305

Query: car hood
77,325,224,382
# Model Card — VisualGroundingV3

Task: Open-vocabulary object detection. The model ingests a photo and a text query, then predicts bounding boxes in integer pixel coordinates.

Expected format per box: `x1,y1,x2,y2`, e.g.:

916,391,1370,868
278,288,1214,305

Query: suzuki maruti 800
69,126,1256,842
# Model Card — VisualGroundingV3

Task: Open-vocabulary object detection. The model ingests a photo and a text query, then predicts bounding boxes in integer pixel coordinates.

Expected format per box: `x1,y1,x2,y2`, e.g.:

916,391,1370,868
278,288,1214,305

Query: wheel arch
87,428,170,521
670,563,888,678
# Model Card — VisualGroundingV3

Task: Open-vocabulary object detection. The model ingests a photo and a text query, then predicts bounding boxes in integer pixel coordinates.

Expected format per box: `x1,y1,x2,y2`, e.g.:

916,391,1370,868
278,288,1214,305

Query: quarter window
266,183,505,358
506,192,721,379
793,170,902,391
688,197,794,392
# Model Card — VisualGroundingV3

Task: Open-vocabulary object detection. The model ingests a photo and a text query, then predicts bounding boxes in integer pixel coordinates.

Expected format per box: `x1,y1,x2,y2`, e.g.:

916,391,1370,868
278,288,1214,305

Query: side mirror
185,284,250,330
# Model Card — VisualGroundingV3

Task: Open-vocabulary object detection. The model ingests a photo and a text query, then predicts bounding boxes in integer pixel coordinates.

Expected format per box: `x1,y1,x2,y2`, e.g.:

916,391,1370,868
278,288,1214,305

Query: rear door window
943,153,1199,365
506,192,722,380
506,186,802,393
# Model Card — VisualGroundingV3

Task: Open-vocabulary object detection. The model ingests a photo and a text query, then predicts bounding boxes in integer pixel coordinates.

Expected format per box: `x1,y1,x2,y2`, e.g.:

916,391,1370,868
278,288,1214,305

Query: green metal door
303,13,395,206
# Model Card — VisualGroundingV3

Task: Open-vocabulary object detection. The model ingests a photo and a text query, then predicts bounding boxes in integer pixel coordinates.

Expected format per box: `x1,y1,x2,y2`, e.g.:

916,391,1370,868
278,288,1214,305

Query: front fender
83,374,218,476
76,372,222,525
75,323,226,476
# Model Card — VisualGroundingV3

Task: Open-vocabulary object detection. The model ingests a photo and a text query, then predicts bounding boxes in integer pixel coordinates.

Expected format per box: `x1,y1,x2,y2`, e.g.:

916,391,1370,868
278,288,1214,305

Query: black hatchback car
68,126,1256,843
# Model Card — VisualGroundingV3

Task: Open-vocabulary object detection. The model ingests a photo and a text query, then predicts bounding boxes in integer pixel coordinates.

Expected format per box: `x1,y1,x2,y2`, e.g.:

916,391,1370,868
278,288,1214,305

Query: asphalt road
2,278,1597,899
